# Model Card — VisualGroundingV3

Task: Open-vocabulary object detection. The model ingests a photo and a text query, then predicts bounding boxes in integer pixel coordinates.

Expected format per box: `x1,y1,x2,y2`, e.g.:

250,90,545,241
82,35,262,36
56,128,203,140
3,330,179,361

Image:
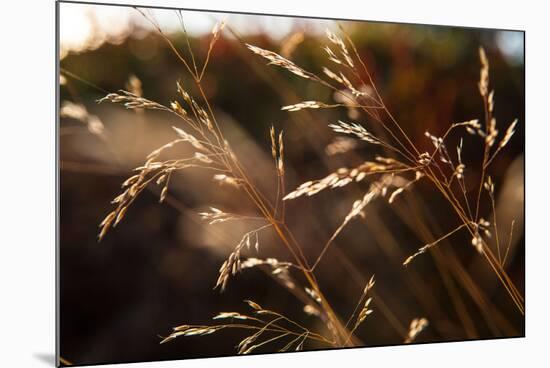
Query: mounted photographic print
57,1,525,366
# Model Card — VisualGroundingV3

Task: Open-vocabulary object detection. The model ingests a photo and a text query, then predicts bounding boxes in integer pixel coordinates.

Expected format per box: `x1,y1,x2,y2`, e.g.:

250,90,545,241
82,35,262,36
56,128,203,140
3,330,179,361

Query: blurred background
59,2,524,366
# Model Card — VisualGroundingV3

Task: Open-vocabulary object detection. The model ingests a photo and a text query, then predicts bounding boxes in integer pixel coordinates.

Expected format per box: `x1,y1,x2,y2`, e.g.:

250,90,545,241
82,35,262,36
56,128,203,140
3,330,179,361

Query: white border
2,0,548,367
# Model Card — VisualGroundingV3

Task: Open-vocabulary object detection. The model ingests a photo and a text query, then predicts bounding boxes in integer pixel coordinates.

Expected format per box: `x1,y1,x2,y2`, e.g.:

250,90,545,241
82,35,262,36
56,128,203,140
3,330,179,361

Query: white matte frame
2,1,547,368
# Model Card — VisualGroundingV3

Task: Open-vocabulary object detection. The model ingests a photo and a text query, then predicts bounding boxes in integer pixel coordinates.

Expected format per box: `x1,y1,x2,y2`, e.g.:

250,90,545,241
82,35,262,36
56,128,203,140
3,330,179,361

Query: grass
70,8,523,356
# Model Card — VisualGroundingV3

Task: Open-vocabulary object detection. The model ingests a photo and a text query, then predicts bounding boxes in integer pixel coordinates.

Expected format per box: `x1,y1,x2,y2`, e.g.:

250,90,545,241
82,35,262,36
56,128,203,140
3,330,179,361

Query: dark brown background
59,3,524,365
